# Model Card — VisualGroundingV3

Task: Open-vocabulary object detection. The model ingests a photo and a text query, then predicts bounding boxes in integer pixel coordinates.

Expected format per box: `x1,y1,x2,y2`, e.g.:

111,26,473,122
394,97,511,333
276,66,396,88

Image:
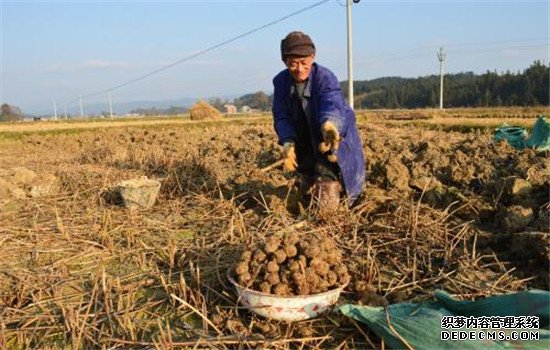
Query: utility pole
53,100,58,120
79,95,84,118
346,0,355,109
108,93,114,119
438,46,446,110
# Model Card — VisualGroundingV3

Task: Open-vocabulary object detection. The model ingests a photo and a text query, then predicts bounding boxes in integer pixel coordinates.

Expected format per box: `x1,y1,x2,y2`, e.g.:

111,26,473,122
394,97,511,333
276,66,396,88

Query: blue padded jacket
272,63,366,204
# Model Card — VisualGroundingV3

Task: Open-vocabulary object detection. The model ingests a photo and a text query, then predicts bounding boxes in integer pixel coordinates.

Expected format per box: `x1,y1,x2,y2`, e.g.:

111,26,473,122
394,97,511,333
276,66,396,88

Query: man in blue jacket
272,31,365,210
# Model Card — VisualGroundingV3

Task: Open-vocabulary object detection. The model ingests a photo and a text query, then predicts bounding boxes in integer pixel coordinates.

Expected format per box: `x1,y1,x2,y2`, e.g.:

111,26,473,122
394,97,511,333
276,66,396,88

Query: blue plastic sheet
494,115,550,151
339,289,550,349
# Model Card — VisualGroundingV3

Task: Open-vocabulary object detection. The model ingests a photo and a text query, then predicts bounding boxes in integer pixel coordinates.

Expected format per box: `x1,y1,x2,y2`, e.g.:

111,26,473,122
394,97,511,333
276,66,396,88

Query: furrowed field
0,107,548,348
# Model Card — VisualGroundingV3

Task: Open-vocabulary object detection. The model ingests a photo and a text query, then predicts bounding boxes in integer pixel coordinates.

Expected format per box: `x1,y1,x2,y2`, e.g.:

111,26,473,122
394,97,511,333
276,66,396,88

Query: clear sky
1,0,548,115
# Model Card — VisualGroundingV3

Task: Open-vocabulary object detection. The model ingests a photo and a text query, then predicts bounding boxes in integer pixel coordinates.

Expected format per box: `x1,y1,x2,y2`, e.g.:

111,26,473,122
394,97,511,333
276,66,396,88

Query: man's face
285,54,315,83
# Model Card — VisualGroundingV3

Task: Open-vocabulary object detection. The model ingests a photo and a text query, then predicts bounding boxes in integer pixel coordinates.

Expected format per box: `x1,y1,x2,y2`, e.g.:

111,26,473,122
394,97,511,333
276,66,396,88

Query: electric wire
65,0,332,106
79,42,548,106
61,0,547,112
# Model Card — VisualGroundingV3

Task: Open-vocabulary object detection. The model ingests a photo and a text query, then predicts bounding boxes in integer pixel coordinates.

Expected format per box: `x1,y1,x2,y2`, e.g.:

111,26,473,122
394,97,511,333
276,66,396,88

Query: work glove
282,142,297,172
319,121,340,163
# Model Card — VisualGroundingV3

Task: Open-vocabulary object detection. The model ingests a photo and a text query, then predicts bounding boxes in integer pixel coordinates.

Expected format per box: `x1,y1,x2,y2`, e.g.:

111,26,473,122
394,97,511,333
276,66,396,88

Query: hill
349,60,549,109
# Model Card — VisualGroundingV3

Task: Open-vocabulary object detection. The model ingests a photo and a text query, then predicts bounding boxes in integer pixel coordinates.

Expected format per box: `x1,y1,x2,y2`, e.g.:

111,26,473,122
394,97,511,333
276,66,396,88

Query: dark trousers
290,84,340,186
295,136,340,182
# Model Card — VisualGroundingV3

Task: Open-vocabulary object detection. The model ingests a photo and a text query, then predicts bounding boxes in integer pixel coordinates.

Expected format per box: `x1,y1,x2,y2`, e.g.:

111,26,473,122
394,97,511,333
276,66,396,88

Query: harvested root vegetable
233,233,350,296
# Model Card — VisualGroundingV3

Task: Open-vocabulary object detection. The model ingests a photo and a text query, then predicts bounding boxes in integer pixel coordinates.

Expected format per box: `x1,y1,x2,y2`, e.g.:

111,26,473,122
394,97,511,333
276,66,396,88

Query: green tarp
339,289,550,349
494,115,550,151
525,116,550,151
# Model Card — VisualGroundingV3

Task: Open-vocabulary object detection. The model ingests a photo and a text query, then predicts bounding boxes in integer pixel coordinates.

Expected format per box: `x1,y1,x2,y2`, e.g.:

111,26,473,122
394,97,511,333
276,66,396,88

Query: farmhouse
224,104,237,114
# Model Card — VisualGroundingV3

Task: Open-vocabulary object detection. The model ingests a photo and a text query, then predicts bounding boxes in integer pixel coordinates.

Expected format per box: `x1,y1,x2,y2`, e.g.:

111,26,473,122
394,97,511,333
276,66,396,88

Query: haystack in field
189,100,222,121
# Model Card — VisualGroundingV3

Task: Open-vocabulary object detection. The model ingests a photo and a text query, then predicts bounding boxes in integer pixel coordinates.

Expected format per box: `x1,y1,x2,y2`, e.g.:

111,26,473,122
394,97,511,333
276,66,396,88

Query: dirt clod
500,205,534,233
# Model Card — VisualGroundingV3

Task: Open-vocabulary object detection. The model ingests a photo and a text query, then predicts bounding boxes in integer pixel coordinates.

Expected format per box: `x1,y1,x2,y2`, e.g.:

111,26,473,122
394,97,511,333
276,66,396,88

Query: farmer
272,31,365,210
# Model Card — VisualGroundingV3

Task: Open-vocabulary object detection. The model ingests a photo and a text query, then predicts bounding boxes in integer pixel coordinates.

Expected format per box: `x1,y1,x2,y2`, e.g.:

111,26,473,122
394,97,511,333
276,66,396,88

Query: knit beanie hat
280,31,316,61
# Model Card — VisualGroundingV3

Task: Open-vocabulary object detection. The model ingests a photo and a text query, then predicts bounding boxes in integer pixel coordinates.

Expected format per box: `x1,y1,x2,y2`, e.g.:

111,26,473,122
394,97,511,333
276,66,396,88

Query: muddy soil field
0,115,548,348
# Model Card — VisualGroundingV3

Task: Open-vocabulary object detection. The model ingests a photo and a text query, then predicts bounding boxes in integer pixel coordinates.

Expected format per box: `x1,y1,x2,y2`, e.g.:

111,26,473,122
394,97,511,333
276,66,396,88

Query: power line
326,43,548,79
447,37,549,47
73,38,548,108
66,0,332,106
340,43,549,69
447,44,549,55
349,37,548,63
93,43,548,105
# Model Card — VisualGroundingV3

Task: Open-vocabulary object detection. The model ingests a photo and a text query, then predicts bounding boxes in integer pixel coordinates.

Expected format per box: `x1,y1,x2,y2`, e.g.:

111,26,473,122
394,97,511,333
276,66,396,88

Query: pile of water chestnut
234,233,350,296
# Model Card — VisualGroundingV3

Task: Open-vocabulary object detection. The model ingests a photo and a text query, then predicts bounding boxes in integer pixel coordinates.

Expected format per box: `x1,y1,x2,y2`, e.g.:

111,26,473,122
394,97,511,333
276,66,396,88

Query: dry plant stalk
1,118,545,349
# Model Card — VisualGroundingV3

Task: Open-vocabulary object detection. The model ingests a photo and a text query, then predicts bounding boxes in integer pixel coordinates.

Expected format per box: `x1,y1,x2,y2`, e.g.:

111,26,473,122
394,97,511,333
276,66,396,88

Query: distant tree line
233,91,271,111
207,91,272,112
0,103,24,121
128,105,188,116
209,61,548,112
2,62,546,122
101,60,550,116
349,60,549,109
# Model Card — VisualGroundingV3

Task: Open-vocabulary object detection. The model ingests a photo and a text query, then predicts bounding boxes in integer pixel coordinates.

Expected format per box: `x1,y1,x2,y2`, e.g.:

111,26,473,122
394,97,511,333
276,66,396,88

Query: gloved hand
319,121,340,163
282,142,297,172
